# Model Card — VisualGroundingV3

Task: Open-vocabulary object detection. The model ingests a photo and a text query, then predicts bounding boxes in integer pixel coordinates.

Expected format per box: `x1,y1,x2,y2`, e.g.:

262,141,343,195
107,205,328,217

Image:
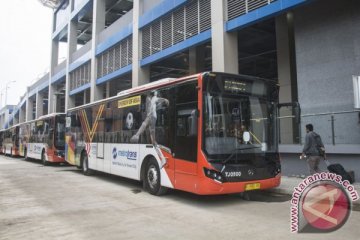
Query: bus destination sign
224,79,252,94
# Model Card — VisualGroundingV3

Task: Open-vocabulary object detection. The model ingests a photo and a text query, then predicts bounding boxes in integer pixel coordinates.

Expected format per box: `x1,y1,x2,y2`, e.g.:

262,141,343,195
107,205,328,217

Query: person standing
300,124,325,175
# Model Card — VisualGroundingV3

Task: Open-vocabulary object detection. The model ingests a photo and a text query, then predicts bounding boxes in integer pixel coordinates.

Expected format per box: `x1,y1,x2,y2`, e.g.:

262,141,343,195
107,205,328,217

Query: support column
48,38,59,114
276,13,298,144
13,115,18,125
83,90,87,105
26,97,34,122
132,0,150,86
105,81,110,98
189,46,206,74
19,106,26,123
211,0,238,74
36,92,44,119
90,0,106,102
65,20,78,111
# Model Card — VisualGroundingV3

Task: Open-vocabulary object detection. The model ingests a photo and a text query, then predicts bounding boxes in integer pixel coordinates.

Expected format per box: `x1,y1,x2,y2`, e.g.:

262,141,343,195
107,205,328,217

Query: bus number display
224,79,251,94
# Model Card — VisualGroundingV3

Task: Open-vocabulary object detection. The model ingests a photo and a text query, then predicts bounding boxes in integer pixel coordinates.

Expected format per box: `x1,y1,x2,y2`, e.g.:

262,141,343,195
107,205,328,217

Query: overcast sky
0,0,53,108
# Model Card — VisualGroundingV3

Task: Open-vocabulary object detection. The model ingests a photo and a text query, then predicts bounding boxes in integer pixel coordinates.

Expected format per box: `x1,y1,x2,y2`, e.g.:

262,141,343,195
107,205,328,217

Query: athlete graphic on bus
130,90,169,167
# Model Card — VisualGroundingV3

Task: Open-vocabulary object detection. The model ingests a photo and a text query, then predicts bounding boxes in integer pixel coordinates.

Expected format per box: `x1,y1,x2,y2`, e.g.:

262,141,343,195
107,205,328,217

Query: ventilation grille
141,0,211,59
69,61,91,91
227,0,277,21
97,36,133,79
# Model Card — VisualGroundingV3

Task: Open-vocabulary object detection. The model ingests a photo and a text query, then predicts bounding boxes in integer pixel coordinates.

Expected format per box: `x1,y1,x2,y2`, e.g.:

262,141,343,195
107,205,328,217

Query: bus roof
2,113,66,130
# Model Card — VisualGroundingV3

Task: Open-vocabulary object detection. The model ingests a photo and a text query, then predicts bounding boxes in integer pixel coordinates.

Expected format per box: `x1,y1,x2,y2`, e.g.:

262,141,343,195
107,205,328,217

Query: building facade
3,0,360,179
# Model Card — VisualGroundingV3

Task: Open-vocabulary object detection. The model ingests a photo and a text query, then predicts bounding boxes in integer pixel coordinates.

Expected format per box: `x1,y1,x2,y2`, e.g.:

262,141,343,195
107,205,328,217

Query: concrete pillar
26,97,34,122
105,81,110,98
65,20,78,111
83,90,87,104
19,106,25,123
48,38,59,114
90,0,106,102
276,13,298,144
132,0,150,86
36,92,44,118
210,0,238,74
13,115,18,125
189,46,206,74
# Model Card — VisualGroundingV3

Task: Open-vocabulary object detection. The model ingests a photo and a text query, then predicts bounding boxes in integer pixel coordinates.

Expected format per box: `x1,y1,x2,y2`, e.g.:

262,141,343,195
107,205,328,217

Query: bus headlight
204,168,224,183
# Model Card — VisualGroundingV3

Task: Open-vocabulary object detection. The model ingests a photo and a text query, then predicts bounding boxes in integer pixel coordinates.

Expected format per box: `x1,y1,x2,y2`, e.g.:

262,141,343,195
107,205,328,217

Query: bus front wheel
145,158,168,196
82,154,93,176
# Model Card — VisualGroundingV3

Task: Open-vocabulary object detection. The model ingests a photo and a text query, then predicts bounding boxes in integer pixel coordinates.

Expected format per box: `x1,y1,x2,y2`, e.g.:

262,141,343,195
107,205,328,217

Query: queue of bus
0,72,292,196
0,113,66,165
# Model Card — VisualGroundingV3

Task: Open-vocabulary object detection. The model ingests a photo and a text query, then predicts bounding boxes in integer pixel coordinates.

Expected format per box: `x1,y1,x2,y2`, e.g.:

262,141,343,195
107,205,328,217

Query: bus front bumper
196,174,281,195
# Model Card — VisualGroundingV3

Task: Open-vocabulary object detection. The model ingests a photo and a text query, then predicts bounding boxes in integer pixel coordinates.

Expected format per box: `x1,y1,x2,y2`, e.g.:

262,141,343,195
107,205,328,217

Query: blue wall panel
226,0,309,32
69,50,91,72
51,69,67,84
69,83,91,96
140,30,211,67
71,0,92,21
139,0,187,28
96,64,132,85
96,25,133,55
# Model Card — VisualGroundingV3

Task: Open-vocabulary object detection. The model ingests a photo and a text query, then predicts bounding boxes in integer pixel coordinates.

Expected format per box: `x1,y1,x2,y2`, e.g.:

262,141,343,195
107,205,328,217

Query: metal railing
279,110,360,145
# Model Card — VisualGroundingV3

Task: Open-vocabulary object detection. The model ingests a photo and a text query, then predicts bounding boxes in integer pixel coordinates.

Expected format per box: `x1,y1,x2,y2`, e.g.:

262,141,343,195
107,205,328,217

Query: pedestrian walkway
267,176,360,208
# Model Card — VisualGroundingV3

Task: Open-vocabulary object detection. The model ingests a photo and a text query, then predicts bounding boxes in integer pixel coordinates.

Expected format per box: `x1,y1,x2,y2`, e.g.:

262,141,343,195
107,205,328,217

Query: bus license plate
245,183,260,191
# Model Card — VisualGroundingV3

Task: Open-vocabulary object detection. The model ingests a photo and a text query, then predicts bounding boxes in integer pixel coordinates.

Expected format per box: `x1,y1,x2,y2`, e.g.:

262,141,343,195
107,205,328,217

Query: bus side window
155,88,171,145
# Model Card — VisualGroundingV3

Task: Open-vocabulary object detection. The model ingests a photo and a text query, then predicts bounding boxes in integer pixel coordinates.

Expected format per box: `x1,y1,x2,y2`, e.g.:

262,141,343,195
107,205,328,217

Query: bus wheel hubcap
147,166,158,189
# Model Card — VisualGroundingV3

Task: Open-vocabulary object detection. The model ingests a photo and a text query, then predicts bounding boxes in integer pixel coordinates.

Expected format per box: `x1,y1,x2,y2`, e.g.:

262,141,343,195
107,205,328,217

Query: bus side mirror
188,109,199,136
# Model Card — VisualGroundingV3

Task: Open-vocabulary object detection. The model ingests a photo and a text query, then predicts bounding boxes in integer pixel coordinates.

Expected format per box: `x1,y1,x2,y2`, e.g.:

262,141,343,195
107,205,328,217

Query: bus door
173,82,199,192
96,119,105,172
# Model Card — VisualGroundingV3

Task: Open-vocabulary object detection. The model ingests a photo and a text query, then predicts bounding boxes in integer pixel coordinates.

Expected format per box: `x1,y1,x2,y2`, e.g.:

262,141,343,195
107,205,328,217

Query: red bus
20,113,66,165
2,125,20,157
65,72,295,195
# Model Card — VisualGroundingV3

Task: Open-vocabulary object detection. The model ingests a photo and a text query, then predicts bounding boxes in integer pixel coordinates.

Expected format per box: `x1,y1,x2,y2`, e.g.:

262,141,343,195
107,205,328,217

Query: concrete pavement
267,176,360,209
1,155,360,240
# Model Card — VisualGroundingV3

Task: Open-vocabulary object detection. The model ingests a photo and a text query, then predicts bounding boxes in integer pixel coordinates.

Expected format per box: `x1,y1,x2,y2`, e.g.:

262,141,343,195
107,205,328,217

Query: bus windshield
203,74,278,161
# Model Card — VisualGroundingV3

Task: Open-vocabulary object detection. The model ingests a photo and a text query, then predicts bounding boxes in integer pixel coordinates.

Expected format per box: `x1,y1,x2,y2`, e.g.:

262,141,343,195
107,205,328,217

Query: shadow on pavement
59,169,292,206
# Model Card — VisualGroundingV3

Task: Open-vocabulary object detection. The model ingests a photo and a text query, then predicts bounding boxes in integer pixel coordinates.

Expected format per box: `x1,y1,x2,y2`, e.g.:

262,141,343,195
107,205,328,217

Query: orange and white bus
21,113,66,165
2,125,20,157
65,72,296,195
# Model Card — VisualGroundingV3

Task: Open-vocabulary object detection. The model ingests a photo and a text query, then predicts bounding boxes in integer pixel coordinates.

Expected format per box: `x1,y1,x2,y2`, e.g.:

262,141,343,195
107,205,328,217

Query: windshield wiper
222,146,261,165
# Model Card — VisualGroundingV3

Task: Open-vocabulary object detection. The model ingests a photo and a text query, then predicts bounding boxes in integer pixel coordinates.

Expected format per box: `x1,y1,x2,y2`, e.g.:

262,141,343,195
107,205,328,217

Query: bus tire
42,151,48,166
81,153,93,176
145,158,167,196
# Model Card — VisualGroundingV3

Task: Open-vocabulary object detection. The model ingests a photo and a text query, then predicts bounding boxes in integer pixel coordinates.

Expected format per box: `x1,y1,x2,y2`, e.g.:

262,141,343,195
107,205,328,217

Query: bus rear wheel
82,154,93,176
42,151,48,166
145,158,168,196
